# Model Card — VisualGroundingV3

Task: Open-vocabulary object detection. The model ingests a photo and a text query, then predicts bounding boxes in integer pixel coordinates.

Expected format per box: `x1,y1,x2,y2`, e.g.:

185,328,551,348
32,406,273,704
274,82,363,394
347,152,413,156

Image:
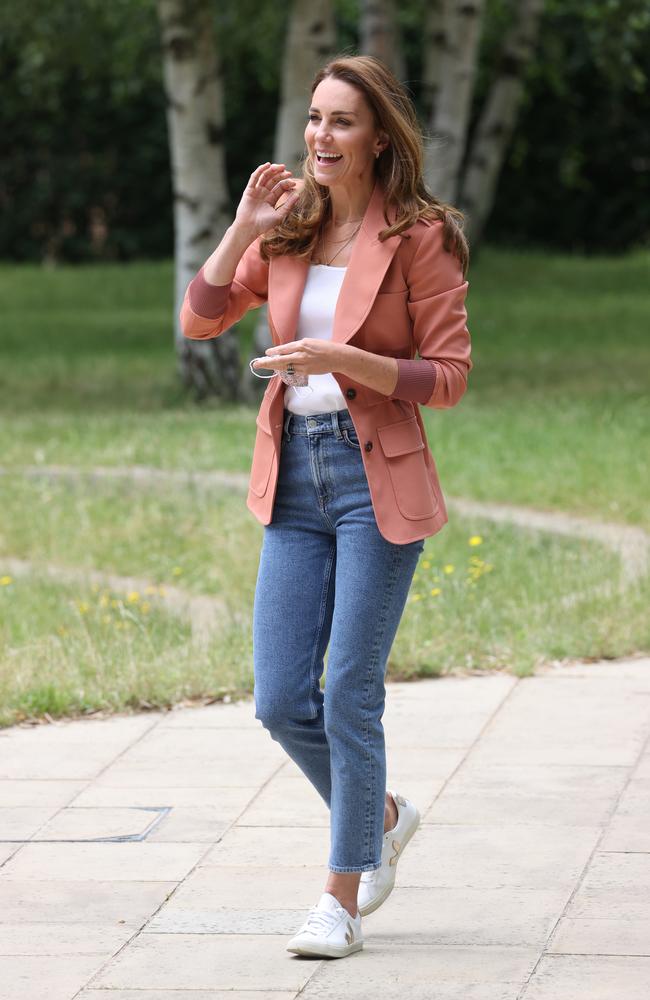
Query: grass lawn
0,247,648,726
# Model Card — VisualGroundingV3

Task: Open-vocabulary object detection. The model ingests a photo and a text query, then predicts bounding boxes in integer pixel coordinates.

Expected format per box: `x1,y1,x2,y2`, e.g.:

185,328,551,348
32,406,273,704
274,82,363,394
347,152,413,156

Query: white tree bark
158,0,240,400
459,0,545,246
424,0,485,204
359,0,405,81
250,0,335,392
275,0,336,175
421,0,446,123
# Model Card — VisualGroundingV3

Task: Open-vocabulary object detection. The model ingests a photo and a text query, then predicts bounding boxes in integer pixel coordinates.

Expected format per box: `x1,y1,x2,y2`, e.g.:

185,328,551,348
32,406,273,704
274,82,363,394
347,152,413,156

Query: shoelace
303,904,346,935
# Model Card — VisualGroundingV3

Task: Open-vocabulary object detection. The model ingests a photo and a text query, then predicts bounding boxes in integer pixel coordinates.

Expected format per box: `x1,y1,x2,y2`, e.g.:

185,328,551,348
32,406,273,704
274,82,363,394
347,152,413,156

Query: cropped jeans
252,407,425,873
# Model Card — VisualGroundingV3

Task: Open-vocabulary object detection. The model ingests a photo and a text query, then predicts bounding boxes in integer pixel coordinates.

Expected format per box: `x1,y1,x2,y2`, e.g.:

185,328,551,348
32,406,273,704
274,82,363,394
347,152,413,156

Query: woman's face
305,77,387,189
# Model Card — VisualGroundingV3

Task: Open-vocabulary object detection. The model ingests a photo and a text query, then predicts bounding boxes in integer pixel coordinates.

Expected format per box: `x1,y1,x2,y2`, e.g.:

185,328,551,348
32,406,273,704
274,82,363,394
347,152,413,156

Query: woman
180,54,472,959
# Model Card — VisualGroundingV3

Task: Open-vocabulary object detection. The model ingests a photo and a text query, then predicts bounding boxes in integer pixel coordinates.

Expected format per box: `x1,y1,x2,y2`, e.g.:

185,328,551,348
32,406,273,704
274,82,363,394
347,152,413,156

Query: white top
284,264,349,415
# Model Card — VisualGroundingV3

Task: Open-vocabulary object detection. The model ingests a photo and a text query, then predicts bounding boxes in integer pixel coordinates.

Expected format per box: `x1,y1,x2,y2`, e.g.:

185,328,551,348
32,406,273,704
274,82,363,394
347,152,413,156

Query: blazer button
345,387,356,399
364,441,373,452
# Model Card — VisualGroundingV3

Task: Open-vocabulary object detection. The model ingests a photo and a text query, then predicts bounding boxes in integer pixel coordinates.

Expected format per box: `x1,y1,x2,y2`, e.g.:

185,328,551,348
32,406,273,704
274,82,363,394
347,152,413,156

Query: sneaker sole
358,804,421,917
286,938,364,958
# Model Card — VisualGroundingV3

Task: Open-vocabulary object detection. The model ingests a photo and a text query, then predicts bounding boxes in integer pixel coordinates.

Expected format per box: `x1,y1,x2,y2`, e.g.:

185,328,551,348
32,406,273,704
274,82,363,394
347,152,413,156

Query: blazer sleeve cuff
390,358,437,403
188,266,233,319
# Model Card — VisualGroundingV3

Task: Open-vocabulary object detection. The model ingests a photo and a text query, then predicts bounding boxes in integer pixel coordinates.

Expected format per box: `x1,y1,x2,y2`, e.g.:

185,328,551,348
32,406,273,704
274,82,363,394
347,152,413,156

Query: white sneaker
357,790,420,917
286,891,363,958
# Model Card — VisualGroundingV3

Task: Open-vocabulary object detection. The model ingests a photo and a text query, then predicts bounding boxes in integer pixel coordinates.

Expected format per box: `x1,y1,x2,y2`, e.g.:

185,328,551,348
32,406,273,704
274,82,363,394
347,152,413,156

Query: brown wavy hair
259,54,469,277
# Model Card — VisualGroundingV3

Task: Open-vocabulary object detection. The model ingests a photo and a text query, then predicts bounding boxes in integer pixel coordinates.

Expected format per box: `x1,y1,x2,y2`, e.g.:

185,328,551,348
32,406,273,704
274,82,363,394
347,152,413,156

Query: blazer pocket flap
255,405,273,434
377,417,425,457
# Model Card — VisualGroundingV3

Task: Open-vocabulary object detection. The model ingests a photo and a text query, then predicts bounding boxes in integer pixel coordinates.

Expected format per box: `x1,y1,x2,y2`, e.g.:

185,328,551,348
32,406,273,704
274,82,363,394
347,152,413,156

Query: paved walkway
1,655,649,999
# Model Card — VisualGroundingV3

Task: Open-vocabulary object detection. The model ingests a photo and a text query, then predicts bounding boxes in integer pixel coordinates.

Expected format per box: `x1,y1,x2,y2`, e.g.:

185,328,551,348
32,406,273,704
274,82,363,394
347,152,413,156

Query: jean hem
328,862,382,873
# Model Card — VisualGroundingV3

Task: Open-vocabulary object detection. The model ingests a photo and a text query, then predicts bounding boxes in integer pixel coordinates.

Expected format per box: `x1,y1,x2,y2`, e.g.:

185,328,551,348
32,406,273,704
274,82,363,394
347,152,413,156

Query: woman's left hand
251,339,348,376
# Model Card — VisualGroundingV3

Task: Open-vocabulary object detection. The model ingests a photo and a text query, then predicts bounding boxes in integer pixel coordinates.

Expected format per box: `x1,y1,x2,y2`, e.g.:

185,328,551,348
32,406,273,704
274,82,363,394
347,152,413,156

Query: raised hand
234,162,299,239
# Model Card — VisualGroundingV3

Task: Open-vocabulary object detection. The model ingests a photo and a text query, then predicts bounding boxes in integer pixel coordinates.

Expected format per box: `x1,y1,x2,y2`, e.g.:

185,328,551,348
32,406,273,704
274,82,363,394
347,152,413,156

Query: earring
375,150,380,159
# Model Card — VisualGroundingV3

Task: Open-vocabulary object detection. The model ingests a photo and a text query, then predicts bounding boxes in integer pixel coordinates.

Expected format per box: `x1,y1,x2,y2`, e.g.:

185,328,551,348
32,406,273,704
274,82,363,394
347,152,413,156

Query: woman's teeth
317,152,343,163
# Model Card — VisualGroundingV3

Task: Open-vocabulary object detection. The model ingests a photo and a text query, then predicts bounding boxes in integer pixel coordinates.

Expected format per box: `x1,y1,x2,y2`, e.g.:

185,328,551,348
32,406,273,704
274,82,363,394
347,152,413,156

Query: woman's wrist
337,345,399,396
202,223,258,286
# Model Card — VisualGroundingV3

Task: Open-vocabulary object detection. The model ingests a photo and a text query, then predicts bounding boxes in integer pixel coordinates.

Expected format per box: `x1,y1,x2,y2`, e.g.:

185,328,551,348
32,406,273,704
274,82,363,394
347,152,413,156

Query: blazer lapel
268,177,402,347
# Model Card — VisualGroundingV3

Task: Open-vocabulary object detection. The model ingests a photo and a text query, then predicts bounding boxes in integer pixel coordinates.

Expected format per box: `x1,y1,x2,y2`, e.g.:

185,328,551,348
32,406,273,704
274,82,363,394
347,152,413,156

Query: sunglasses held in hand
249,357,313,392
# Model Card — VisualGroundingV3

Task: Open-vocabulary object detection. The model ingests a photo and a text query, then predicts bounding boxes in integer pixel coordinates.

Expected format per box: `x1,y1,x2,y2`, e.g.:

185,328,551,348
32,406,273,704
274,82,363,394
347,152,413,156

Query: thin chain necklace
319,221,362,266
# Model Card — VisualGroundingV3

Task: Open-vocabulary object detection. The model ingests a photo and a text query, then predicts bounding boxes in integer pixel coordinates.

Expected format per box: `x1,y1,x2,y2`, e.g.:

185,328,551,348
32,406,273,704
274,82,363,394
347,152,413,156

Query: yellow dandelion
111,599,120,608
443,564,454,574
421,559,431,569
126,591,140,604
411,593,423,601
57,625,68,635
0,575,13,586
429,587,441,596
76,601,89,614
141,602,151,614
469,536,483,546
172,566,183,576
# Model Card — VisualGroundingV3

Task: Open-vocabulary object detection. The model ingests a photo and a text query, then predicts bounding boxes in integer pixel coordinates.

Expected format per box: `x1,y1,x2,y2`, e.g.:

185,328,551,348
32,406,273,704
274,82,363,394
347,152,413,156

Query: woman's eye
307,115,350,125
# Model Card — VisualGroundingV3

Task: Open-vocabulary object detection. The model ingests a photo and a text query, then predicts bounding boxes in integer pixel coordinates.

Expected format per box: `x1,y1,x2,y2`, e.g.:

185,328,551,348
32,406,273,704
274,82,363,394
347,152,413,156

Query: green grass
0,246,648,727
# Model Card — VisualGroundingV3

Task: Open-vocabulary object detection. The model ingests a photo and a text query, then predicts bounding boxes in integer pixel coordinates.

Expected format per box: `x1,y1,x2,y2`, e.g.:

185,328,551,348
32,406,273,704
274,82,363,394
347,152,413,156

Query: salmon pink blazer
180,178,472,544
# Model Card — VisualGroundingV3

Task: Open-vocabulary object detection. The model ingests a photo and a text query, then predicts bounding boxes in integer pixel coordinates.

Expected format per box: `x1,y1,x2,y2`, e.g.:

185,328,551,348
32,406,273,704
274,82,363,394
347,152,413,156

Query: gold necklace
319,222,362,266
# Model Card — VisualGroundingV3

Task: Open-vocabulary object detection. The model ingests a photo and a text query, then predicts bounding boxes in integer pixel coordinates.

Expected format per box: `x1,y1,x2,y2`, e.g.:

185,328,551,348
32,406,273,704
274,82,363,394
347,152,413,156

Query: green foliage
2,0,649,261
489,0,650,251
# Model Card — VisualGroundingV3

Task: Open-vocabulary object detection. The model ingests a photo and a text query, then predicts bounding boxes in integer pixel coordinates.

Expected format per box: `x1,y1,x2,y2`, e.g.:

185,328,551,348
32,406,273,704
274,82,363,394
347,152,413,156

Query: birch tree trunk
459,0,545,246
421,0,446,122
274,0,336,177
158,0,240,401
359,0,405,81
249,0,335,396
423,0,485,205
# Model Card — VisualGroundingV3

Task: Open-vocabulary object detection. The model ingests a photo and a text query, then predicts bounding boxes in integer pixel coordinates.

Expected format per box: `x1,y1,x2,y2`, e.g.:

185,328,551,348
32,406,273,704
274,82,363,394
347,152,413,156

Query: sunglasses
249,357,313,394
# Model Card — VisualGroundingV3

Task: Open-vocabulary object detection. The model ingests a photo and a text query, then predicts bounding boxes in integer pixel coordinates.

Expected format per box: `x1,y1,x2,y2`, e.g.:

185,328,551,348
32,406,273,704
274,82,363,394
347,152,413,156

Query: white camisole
283,264,349,415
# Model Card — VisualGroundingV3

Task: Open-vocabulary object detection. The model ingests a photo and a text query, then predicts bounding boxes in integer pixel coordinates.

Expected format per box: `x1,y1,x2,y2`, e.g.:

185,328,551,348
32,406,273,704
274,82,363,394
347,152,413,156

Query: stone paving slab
423,762,628,826
362,886,572,947
0,779,86,807
400,823,601,889
562,851,650,921
148,864,327,914
0,657,649,999
520,954,650,999
0,954,105,1000
548,916,650,956
297,943,540,997
88,933,317,992
0,716,157,781
0,921,134,956
469,676,650,767
0,879,176,924
71,783,259,811
78,993,296,1000
0,842,206,881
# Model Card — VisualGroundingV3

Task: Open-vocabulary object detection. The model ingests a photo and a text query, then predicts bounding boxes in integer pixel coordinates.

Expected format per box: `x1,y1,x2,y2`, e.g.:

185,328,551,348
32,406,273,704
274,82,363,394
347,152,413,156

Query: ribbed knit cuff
188,266,232,319
391,359,437,403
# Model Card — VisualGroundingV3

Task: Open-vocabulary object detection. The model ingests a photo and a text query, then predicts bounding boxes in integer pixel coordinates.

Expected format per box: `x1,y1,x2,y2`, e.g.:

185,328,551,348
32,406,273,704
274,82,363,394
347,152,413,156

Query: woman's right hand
233,162,299,239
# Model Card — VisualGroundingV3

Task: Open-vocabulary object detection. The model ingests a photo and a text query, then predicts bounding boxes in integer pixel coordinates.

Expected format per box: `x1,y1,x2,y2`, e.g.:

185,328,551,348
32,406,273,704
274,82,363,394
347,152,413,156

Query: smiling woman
179,53,472,961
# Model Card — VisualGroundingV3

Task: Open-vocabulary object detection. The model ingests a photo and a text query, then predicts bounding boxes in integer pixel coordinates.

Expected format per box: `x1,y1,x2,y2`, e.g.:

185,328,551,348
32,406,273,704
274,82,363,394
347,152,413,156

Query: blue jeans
252,407,425,873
